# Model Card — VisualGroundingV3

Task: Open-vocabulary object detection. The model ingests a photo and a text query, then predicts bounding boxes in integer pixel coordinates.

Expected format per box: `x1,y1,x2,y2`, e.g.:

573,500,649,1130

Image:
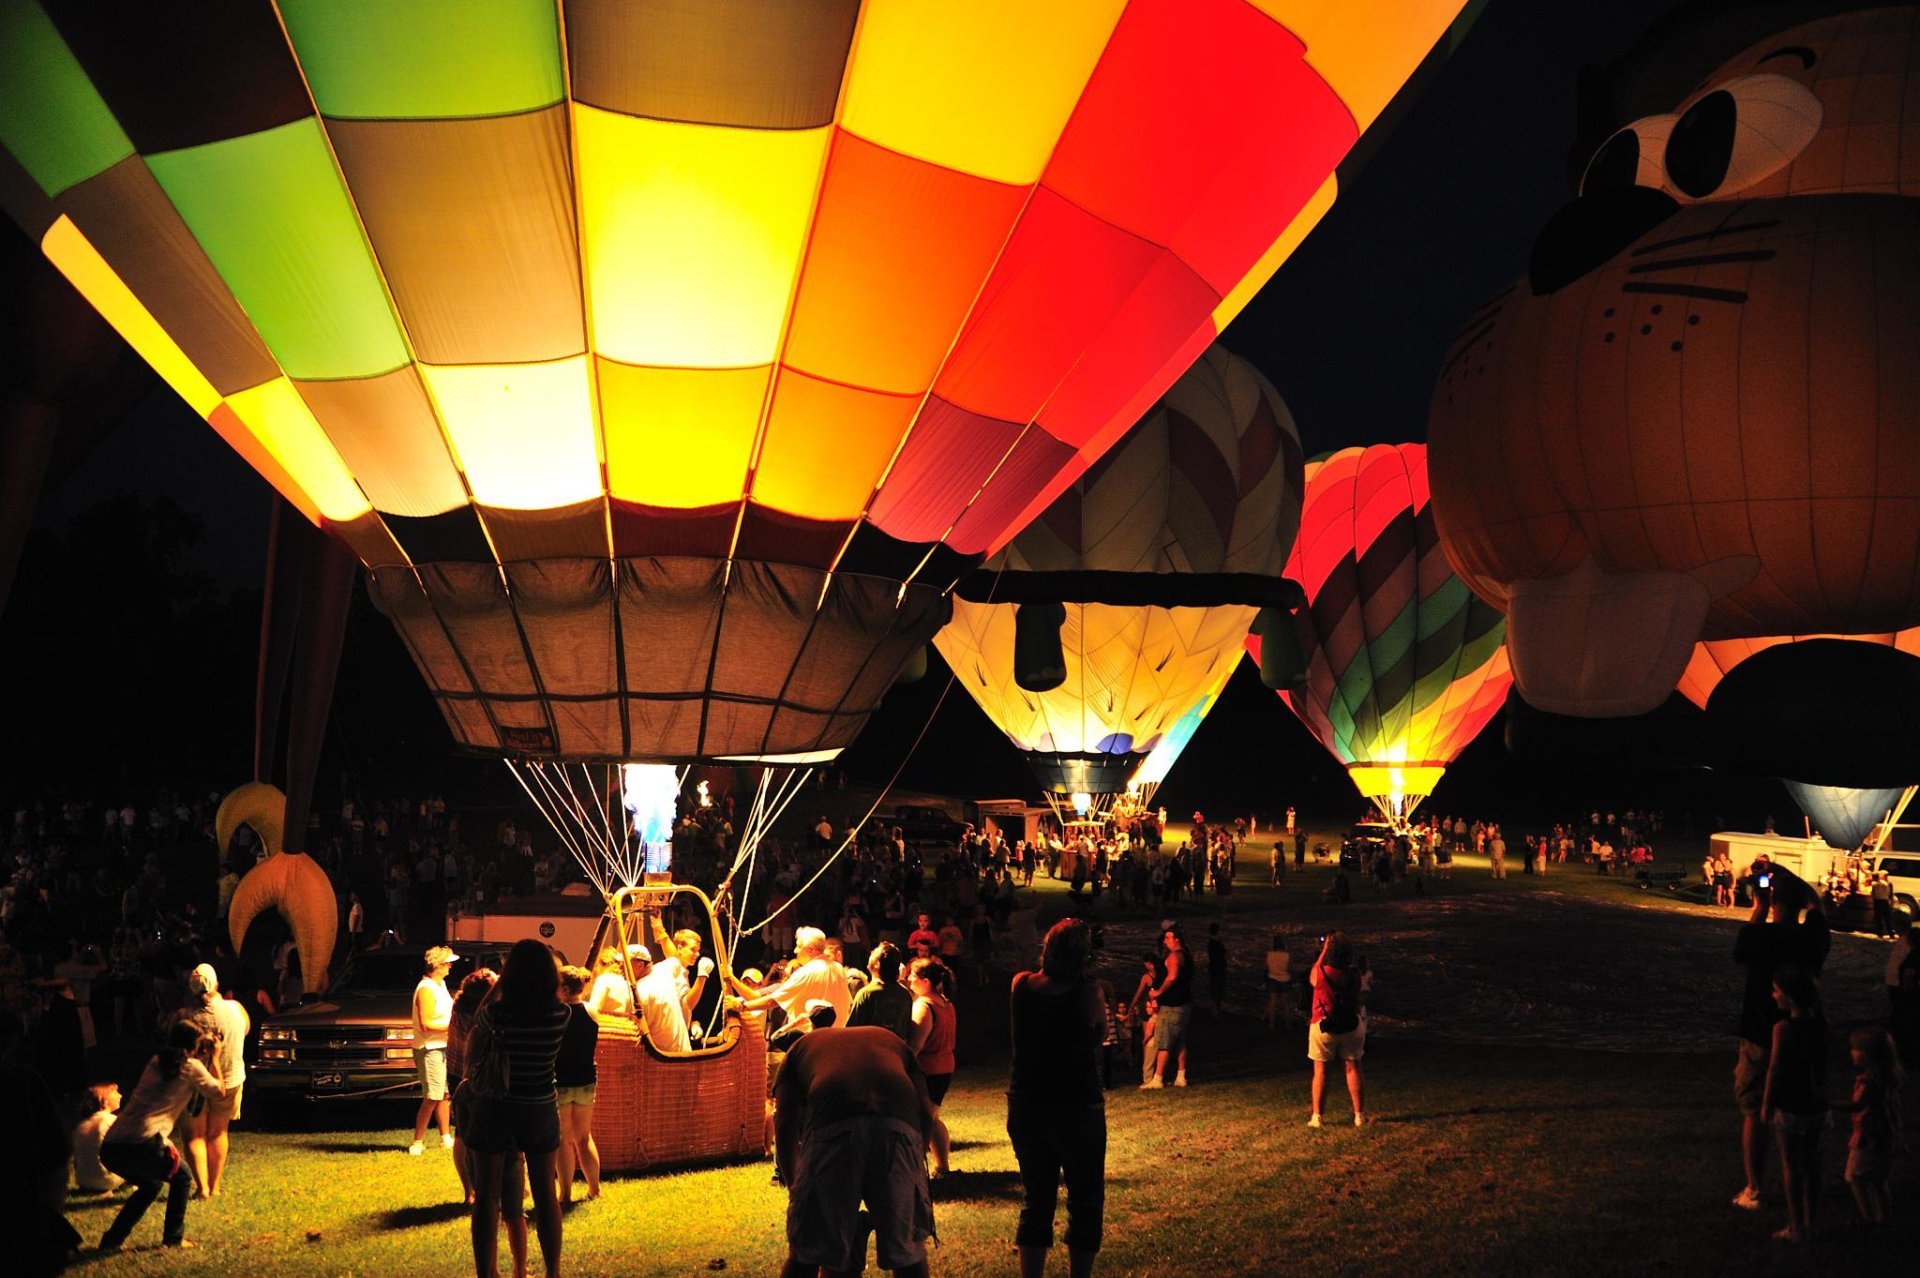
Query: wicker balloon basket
591,1010,767,1172
588,882,769,1172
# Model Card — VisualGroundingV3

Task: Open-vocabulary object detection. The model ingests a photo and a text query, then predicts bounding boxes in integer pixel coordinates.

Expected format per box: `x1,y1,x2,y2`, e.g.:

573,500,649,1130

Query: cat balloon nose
1527,186,1681,294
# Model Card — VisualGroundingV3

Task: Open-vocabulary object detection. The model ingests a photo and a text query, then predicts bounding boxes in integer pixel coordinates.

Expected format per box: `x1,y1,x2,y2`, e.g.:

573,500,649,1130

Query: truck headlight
383,1027,414,1041
261,1047,291,1061
384,1047,414,1060
260,1027,295,1042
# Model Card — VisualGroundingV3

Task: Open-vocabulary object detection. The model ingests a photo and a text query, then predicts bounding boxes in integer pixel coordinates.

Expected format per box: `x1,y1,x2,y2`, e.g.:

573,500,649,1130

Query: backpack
465,1005,511,1099
1320,969,1360,1035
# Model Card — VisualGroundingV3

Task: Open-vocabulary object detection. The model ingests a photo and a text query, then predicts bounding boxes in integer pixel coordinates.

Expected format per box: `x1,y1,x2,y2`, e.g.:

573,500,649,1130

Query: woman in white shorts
1306,933,1367,1127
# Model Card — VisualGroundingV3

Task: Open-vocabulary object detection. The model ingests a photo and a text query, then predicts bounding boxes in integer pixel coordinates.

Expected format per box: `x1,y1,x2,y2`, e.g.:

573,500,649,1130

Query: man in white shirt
409,947,454,1156
649,918,715,1027
629,947,692,1053
737,927,852,1031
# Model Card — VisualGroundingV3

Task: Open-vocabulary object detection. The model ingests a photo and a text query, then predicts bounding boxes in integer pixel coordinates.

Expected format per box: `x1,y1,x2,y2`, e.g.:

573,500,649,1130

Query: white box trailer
447,890,606,966
1709,831,1835,885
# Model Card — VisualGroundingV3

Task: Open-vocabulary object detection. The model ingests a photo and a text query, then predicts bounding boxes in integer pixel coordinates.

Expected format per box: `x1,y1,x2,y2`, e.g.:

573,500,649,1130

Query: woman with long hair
447,966,498,1206
1007,919,1107,1278
1761,965,1829,1242
97,1020,227,1251
466,939,568,1278
906,956,957,1177
554,965,602,1203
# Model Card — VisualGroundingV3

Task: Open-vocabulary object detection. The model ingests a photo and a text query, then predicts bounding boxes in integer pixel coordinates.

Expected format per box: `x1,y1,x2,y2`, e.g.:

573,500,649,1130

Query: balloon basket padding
591,1011,767,1173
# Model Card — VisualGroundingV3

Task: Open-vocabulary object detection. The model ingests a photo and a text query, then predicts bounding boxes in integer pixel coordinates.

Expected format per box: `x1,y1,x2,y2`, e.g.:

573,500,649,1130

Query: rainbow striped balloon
1251,442,1509,819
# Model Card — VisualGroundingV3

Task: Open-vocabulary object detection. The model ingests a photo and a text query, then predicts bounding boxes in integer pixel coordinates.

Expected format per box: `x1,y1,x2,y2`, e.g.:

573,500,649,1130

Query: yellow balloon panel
420,357,599,510
223,378,371,522
575,106,828,369
840,0,1126,185
599,360,766,510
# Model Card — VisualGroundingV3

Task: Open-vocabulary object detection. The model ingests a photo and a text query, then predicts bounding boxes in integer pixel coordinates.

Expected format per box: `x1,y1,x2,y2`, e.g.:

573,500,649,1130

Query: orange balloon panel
1677,631,1920,709
1,0,1461,761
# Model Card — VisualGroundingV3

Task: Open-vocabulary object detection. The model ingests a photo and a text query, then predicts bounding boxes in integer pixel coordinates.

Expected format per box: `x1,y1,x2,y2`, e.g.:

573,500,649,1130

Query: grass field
65,835,1920,1276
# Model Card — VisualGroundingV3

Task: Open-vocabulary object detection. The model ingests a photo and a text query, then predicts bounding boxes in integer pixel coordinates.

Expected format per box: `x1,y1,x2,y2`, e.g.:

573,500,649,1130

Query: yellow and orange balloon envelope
0,0,1464,763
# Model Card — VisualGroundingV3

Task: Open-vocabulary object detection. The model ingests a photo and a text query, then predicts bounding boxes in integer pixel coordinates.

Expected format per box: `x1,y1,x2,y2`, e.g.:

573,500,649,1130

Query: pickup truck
252,940,512,1116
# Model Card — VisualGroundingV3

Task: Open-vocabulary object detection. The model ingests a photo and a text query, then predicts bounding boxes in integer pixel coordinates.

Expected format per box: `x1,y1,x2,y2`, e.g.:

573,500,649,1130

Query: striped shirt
485,1001,570,1105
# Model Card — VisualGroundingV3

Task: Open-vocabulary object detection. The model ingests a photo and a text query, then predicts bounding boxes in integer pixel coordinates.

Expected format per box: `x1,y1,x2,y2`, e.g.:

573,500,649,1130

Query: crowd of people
1728,855,1916,1243
9,779,1918,1274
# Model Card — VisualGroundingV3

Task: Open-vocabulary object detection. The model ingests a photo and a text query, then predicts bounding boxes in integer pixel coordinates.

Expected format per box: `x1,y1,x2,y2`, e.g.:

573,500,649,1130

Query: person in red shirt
906,914,940,959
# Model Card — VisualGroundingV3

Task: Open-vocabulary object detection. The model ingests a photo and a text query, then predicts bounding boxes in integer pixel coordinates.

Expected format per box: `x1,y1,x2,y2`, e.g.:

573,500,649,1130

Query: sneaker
1730,1188,1762,1211
442,1133,455,1150
1138,1077,1163,1090
1174,1073,1188,1087
1354,1113,1371,1127
1306,1114,1322,1128
408,1141,425,1157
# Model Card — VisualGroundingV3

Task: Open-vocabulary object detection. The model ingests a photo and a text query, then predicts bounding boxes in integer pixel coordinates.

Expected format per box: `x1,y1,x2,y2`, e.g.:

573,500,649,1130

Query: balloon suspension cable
507,760,689,896
716,764,815,964
733,573,997,938
1369,790,1428,832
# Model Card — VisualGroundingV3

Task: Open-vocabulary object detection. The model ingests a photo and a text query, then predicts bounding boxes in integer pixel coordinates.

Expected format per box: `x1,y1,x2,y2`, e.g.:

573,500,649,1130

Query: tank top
1770,1014,1829,1116
915,996,957,1075
1160,951,1193,1007
1008,977,1102,1107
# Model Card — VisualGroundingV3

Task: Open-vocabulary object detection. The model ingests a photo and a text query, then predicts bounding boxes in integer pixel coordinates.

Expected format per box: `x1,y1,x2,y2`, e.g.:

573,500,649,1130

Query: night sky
9,0,1793,828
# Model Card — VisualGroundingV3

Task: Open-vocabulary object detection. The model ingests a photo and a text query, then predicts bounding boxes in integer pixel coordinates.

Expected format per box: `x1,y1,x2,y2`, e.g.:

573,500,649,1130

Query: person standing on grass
1294,828,1307,870
1730,877,1823,1211
97,1021,227,1253
1206,923,1229,1017
447,966,499,1205
1008,919,1107,1278
906,957,957,1176
1760,965,1828,1243
465,939,568,1278
1139,926,1191,1088
554,966,601,1204
1306,932,1366,1128
1264,934,1296,1030
190,964,248,1197
1834,1026,1902,1226
411,946,456,1157
1488,830,1506,879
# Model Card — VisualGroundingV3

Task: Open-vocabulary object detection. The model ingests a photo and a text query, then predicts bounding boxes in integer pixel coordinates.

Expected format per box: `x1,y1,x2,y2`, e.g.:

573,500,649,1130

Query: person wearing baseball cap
186,964,249,1195
410,947,456,1156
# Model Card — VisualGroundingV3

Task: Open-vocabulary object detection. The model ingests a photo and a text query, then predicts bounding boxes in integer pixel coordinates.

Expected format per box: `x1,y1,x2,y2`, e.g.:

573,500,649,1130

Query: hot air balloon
1255,443,1510,823
1428,6,1920,721
1128,670,1237,811
0,0,1465,776
1680,634,1920,852
936,345,1305,817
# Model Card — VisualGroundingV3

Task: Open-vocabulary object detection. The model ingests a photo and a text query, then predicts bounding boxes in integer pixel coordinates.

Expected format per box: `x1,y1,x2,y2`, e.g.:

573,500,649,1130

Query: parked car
251,940,512,1117
888,804,967,845
1340,822,1395,871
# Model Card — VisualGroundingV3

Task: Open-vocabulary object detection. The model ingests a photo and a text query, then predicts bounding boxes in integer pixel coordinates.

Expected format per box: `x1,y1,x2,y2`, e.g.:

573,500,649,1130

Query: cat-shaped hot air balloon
1429,4,1920,749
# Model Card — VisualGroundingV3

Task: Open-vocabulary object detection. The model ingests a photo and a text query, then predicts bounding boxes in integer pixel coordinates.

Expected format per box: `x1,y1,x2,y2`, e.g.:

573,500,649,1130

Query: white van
1862,824,1920,920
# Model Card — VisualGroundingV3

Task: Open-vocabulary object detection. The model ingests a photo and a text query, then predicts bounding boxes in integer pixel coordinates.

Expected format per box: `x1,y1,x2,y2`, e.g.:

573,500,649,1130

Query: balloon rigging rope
731,563,1006,937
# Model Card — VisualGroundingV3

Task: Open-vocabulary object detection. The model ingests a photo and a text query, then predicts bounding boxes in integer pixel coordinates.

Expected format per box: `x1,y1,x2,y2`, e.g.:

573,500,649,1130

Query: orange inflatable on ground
1429,6,1920,718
